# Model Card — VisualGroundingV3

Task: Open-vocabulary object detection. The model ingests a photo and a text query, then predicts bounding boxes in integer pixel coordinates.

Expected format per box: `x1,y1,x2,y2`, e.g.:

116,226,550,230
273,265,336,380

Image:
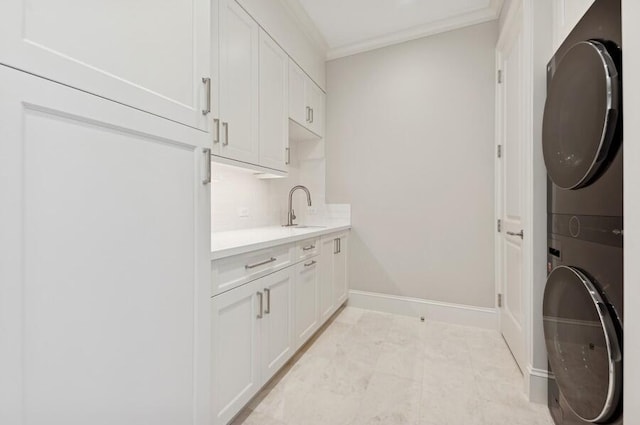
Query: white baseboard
347,290,498,330
526,366,551,404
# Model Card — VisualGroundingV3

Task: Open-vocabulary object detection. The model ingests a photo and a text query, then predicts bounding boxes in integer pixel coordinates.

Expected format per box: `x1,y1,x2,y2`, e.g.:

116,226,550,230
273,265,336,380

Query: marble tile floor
231,306,554,425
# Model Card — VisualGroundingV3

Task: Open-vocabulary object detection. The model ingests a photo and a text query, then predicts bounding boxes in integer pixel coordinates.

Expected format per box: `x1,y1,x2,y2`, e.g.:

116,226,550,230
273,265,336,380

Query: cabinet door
0,0,211,131
259,30,289,172
211,282,261,425
307,81,325,138
319,238,336,322
294,259,320,349
288,60,308,127
219,0,260,164
0,66,211,425
334,235,349,306
260,268,294,382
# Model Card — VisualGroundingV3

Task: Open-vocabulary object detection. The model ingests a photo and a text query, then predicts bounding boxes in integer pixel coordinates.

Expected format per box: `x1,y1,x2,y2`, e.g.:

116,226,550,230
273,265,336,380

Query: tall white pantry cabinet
0,1,213,424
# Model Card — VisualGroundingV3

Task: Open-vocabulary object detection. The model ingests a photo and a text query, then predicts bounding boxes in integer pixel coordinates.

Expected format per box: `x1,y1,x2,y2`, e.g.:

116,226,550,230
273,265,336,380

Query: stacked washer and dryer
542,0,623,424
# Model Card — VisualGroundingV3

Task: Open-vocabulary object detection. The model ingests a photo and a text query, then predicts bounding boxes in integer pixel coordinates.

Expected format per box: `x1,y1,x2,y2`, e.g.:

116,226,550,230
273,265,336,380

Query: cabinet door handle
222,122,229,146
202,148,212,185
202,77,211,115
338,238,341,253
213,118,220,144
264,288,271,314
304,260,317,267
245,257,277,269
302,244,315,251
310,108,314,124
285,147,290,165
334,238,339,254
257,292,264,319
306,106,311,123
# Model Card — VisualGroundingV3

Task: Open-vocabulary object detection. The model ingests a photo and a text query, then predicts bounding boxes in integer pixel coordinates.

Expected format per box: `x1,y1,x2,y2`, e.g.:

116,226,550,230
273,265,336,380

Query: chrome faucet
284,185,312,227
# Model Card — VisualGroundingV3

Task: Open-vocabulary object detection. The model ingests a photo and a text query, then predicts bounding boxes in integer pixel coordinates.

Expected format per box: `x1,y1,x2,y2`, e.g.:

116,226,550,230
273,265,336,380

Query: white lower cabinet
211,267,294,425
211,232,348,424
319,238,336,322
333,233,349,306
293,258,320,350
260,268,295,382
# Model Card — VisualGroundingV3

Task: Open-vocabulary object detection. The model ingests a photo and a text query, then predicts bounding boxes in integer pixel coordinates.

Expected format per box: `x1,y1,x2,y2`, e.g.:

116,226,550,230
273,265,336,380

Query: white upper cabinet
306,80,326,138
259,30,290,172
289,61,308,127
288,60,325,139
0,0,211,132
218,0,260,164
0,66,211,425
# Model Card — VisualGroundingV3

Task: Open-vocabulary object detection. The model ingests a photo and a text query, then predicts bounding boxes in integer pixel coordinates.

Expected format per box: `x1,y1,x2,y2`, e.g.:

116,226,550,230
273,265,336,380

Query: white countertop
211,221,351,260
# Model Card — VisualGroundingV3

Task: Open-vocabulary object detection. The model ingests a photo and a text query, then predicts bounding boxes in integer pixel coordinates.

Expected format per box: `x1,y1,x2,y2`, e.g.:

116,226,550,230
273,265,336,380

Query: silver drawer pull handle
257,292,263,319
245,257,277,269
304,260,317,267
302,245,315,251
506,230,524,239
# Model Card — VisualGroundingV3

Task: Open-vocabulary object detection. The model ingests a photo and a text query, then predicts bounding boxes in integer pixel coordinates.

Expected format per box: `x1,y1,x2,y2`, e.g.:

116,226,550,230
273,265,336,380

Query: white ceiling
294,0,504,59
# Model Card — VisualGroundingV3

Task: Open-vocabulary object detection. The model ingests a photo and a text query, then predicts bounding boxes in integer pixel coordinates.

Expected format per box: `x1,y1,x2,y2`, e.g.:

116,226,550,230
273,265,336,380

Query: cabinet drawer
212,244,293,296
295,238,320,262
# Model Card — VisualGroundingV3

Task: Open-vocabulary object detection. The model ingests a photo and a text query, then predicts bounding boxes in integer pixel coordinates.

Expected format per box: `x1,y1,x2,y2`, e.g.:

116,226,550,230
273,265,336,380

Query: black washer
543,41,619,190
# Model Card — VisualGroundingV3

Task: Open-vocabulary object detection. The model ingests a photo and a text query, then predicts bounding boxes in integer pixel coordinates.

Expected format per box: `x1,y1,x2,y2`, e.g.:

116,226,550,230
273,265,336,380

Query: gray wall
326,21,499,308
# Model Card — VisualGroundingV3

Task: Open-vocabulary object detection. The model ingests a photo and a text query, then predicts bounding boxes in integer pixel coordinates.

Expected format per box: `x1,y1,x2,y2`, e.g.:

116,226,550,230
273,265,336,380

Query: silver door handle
310,108,314,123
304,260,317,267
213,118,220,144
285,147,290,165
257,292,263,319
334,238,339,254
245,257,277,269
202,77,211,115
222,122,229,146
306,106,311,123
302,244,315,251
202,148,211,185
507,230,524,239
264,288,271,314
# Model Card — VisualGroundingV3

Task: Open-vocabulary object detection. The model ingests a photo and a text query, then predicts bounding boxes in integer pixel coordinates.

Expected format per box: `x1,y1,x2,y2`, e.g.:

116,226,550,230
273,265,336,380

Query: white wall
623,0,640,419
326,21,499,308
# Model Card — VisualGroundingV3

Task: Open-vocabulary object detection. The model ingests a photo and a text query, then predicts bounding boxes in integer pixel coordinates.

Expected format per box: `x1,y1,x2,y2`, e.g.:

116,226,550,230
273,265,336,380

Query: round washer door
542,40,620,190
543,266,622,423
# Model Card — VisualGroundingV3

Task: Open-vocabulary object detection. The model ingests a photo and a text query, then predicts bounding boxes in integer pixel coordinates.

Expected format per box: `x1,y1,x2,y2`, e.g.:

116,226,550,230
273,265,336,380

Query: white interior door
0,65,211,425
497,11,526,373
0,0,211,131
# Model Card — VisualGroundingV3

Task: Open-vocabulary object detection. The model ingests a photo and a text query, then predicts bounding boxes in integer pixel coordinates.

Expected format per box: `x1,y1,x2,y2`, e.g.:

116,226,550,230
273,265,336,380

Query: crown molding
280,0,330,52
327,0,504,61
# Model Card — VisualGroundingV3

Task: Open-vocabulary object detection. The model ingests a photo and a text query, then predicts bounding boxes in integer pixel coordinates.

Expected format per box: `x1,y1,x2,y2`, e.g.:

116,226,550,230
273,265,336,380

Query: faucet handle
291,209,296,221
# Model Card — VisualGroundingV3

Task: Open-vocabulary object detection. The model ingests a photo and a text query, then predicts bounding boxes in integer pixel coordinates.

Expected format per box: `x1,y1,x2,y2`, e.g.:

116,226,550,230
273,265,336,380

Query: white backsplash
211,138,350,232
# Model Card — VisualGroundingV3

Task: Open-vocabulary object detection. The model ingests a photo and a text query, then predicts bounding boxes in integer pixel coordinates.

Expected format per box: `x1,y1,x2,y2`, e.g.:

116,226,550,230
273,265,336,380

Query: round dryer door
543,266,622,423
542,40,620,190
